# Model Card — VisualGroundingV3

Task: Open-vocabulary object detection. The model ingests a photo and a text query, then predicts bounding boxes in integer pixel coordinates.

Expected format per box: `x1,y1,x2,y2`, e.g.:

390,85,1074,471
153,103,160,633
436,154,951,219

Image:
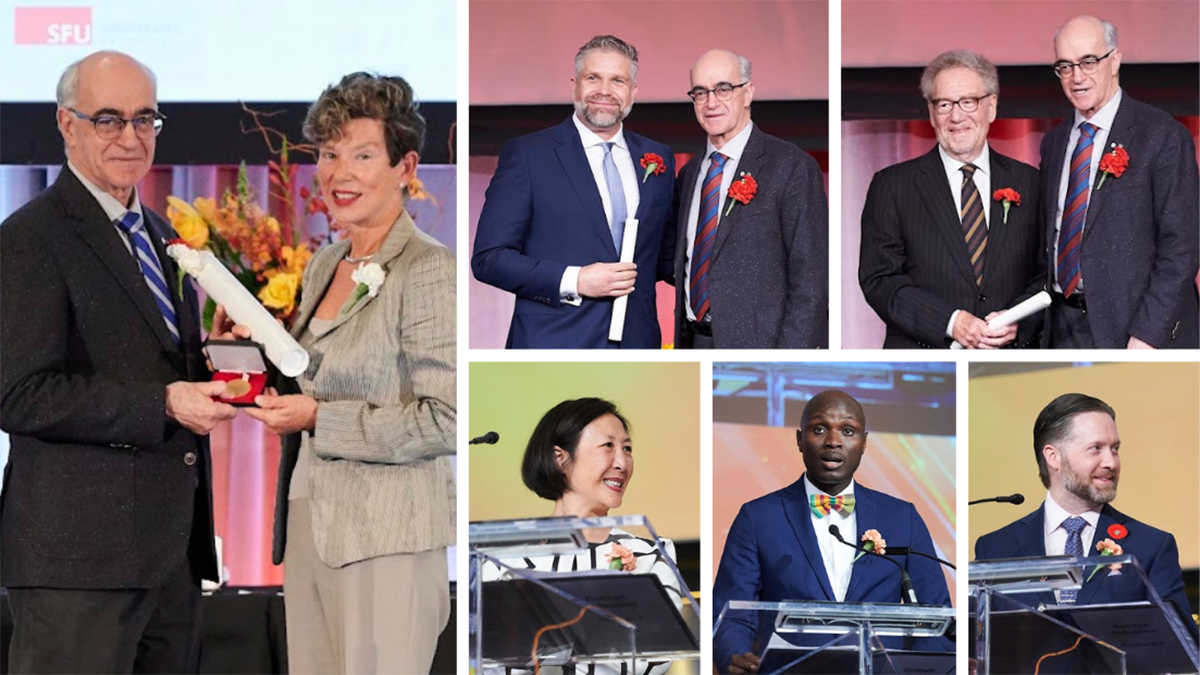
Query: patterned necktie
1060,515,1088,604
1057,122,1097,297
115,212,179,344
810,494,856,518
960,164,987,286
689,151,728,322
601,142,628,252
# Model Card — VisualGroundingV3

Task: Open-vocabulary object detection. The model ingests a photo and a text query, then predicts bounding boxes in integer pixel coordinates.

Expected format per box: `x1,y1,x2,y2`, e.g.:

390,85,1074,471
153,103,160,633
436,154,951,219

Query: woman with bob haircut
217,71,455,674
482,397,680,675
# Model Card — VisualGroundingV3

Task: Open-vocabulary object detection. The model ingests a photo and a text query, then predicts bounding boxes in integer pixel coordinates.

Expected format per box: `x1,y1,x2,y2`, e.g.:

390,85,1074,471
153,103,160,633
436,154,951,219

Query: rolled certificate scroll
607,218,639,342
951,290,1052,350
167,245,310,376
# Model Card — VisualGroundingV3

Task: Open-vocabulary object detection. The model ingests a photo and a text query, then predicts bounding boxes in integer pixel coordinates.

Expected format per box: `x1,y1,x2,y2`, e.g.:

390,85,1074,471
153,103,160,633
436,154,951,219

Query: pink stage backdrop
0,163,456,585
845,0,1200,67
470,0,828,105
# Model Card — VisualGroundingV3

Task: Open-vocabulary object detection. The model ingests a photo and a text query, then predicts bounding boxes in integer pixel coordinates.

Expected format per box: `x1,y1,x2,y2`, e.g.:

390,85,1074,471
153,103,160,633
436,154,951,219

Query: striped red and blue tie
1057,122,1097,297
689,151,728,322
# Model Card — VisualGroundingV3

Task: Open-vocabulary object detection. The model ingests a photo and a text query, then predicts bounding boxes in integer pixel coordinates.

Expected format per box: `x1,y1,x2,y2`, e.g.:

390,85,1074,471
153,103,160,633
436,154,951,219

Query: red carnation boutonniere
724,172,758,216
606,542,637,572
640,152,666,184
992,188,1021,225
1096,143,1129,190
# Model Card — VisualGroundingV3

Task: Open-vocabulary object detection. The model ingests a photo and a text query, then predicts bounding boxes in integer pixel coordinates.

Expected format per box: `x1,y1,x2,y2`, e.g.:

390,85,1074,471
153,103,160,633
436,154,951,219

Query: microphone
968,493,1025,506
469,431,500,445
829,524,918,604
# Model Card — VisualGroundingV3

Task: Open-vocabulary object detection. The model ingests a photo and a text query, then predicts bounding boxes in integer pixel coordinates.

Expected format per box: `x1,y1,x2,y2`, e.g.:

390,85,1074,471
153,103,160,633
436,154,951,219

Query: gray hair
56,50,157,109
1054,17,1119,52
920,49,999,101
736,53,753,82
574,35,639,83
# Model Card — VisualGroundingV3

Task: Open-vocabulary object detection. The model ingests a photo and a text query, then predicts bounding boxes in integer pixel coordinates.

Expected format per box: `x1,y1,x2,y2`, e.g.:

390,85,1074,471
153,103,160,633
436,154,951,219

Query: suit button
977,294,987,303
183,452,197,466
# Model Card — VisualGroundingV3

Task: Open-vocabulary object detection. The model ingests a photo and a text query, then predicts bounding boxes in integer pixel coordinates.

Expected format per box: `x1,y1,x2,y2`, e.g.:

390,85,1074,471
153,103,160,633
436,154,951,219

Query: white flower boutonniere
344,262,385,315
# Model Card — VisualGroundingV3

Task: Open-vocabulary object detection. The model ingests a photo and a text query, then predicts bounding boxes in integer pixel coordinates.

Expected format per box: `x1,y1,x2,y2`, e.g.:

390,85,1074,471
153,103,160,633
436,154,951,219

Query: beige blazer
271,211,456,567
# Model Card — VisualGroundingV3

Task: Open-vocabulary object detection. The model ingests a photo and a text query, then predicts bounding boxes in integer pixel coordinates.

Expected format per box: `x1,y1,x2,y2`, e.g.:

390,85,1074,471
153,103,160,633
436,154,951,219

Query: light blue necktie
1060,516,1087,604
601,142,628,251
115,211,180,344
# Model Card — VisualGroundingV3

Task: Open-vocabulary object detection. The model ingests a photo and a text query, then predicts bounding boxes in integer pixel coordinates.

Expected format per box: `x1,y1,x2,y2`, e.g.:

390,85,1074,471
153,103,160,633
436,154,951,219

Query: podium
969,554,1200,674
468,515,700,673
713,600,955,674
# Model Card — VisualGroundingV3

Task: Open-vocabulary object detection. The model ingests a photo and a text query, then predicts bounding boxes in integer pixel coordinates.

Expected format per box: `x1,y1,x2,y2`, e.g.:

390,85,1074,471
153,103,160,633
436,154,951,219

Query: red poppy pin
1107,523,1128,540
724,173,758,216
1096,144,1129,190
992,188,1022,224
640,152,666,183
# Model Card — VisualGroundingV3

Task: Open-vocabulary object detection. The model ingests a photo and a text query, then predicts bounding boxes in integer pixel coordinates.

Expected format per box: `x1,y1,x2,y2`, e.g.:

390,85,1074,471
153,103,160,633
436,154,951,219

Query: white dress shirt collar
572,113,628,153
1044,491,1101,538
1073,87,1123,133
68,161,143,223
938,142,991,181
705,120,754,165
803,473,856,501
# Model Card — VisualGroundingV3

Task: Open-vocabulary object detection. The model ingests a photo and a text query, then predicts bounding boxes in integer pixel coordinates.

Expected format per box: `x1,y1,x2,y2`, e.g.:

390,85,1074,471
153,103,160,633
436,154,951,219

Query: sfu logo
14,7,93,45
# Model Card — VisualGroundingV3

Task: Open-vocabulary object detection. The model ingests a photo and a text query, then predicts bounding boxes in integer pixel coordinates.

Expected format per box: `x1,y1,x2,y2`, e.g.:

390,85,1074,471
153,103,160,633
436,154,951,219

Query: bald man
672,49,828,349
1041,16,1199,349
0,51,234,672
712,390,953,673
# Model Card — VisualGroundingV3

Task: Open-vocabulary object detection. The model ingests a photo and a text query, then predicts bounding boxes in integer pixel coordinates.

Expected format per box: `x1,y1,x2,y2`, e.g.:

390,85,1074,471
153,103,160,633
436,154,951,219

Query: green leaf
202,297,217,334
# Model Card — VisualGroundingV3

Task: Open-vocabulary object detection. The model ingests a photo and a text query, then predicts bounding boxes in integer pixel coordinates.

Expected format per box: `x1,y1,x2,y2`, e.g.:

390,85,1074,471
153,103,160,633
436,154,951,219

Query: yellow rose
258,272,300,315
193,197,219,224
281,244,313,275
165,196,209,249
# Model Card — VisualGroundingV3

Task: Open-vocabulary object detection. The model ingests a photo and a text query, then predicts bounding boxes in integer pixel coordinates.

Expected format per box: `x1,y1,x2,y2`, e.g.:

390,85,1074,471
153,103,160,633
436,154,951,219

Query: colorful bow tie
810,494,855,517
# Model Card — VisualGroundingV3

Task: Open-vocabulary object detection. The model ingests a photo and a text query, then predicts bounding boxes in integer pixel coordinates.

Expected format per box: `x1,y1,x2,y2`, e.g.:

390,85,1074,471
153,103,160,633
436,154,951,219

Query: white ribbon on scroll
167,245,310,376
607,218,639,342
950,290,1052,350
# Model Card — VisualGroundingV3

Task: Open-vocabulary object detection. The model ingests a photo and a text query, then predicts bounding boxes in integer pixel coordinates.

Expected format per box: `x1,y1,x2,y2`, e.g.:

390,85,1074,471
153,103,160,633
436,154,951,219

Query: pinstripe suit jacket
859,145,1044,348
271,211,457,567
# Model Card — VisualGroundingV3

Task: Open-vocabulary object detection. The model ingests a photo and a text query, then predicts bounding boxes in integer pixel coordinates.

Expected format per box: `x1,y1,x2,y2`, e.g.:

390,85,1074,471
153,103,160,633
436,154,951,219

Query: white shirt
804,474,857,602
1043,491,1101,603
938,144,992,337
68,161,144,255
683,121,755,321
558,114,641,305
1053,88,1123,293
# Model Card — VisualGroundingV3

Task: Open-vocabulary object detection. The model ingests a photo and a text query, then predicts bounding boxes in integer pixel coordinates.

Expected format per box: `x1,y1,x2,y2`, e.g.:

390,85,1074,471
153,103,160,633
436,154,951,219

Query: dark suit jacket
1040,95,1200,348
975,502,1196,642
0,167,217,589
472,117,675,349
713,477,953,671
672,126,828,348
860,146,1045,348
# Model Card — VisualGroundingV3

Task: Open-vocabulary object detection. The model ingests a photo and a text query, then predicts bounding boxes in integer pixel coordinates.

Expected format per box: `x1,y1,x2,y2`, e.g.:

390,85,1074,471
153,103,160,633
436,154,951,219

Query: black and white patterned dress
481,528,683,675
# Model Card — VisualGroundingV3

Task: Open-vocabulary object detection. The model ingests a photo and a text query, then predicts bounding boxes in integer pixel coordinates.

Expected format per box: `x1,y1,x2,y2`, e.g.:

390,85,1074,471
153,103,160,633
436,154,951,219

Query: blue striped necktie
1057,122,1097,297
115,211,180,344
689,151,728,322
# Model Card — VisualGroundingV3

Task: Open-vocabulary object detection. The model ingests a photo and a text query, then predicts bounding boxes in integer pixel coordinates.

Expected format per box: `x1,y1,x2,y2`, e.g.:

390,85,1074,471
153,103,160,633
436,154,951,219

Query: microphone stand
829,524,918,604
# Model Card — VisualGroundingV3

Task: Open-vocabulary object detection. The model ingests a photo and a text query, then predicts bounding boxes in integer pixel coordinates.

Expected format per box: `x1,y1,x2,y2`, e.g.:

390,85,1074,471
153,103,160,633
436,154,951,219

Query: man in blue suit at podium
713,390,953,673
472,35,676,349
975,393,1196,640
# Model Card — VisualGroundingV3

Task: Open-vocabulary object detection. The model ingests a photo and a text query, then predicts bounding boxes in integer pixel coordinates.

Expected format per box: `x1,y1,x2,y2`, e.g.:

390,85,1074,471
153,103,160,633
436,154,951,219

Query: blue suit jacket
975,502,1197,641
713,476,953,671
472,117,676,349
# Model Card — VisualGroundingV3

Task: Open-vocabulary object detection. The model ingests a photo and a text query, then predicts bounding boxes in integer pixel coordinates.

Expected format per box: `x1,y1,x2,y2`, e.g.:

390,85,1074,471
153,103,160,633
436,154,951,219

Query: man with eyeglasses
671,49,827,349
473,35,677,349
1040,15,1199,349
0,50,235,673
860,50,1045,349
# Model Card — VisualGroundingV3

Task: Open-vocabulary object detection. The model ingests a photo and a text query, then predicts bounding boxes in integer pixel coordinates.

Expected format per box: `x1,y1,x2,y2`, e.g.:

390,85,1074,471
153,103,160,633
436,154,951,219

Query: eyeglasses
687,82,749,103
929,94,993,115
68,108,165,140
1053,49,1115,78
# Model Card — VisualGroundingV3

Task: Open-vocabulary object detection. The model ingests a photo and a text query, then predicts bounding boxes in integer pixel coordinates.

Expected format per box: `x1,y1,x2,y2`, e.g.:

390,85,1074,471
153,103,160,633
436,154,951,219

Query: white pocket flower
344,262,386,314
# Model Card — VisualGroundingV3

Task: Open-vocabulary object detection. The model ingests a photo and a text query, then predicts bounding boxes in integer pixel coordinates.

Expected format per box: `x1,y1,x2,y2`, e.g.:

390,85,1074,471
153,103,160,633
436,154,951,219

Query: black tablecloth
1,585,457,674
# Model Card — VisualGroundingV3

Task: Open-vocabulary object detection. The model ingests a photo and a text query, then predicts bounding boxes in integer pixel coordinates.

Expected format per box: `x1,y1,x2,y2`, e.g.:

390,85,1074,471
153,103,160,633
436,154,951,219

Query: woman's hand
244,388,318,435
211,304,252,340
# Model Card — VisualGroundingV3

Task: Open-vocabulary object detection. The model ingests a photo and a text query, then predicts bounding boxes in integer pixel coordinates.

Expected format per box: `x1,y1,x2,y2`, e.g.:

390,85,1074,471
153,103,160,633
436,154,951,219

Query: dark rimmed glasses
68,108,166,140
687,82,750,103
1053,49,1115,78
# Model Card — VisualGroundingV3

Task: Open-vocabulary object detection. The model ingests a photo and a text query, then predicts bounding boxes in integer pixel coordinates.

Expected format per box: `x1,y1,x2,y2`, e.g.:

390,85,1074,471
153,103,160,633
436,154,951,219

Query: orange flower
281,244,313,276
860,529,886,555
1086,538,1124,581
606,543,637,572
